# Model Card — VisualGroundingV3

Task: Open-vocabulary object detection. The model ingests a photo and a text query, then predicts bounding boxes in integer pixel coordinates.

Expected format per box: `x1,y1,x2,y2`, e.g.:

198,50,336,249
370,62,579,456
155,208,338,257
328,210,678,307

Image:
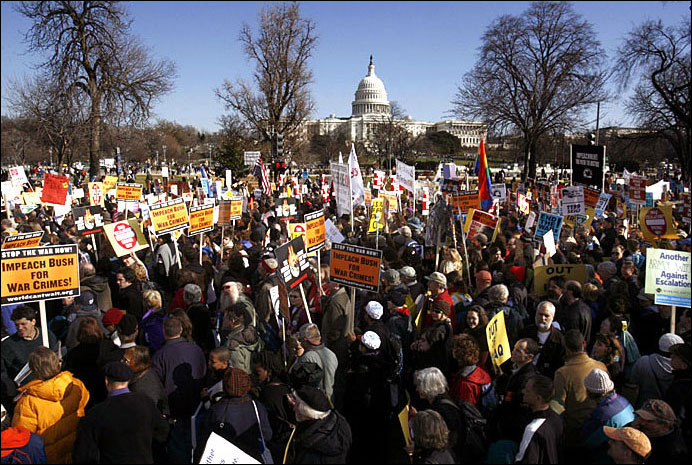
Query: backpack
439,398,489,465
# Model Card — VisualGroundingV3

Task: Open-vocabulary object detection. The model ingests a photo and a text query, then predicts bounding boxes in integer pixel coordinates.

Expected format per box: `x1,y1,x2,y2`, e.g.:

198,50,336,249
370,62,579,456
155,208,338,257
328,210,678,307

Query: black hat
116,313,138,337
103,361,133,382
289,361,323,389
76,291,98,312
295,385,331,412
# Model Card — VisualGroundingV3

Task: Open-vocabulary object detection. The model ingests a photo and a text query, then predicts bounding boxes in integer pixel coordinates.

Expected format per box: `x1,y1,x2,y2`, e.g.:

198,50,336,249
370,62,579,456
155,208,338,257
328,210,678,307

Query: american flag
252,156,271,196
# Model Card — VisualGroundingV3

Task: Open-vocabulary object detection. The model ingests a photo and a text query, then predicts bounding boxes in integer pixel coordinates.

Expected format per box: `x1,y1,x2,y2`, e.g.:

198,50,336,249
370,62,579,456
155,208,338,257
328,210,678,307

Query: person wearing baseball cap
631,399,688,463
423,272,456,332
604,426,651,464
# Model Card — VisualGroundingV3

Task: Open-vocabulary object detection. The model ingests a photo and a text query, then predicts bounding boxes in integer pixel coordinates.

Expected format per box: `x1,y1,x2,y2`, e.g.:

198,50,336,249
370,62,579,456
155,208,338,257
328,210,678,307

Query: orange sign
115,183,143,202
449,190,481,212
583,187,600,208
149,198,189,235
229,197,243,220
188,204,215,236
2,231,44,250
218,200,232,226
304,210,326,253
330,243,382,292
1,244,80,304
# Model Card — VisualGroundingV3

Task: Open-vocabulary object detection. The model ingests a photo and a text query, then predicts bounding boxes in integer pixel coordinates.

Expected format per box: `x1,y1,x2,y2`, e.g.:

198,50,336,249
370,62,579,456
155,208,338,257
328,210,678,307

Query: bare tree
215,2,317,163
451,1,609,180
16,1,176,179
370,101,420,169
6,74,89,171
613,18,690,182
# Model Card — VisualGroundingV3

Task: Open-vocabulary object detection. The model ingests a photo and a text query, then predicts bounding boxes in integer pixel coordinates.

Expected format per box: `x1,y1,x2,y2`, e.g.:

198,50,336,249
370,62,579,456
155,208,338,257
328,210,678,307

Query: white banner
243,151,261,166
349,144,365,207
561,186,585,215
200,432,260,464
396,160,416,194
330,162,351,217
9,166,29,186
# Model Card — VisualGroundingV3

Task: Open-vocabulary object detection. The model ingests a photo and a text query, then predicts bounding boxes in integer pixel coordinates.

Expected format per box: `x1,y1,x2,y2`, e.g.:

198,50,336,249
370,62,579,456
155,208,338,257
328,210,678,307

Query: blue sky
1,1,688,134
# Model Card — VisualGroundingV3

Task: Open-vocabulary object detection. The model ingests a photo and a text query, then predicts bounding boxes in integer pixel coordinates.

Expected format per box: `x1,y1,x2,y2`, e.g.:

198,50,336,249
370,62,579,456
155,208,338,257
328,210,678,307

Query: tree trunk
528,140,538,179
522,140,530,182
89,93,102,180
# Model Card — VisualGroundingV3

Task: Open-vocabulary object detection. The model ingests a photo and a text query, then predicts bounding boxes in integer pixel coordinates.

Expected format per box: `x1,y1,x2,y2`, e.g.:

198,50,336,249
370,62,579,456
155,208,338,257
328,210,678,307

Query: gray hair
597,261,617,278
488,284,509,305
414,367,449,401
183,283,203,305
536,300,556,316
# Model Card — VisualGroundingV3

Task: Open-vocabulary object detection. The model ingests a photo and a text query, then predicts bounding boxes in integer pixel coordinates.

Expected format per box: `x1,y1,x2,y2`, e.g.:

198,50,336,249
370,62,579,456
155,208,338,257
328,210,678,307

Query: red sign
644,208,667,236
41,173,70,205
629,176,647,205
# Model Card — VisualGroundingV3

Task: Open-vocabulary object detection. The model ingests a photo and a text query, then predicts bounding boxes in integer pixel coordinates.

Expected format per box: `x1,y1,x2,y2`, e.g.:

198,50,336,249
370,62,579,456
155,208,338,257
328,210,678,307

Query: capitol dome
351,56,390,117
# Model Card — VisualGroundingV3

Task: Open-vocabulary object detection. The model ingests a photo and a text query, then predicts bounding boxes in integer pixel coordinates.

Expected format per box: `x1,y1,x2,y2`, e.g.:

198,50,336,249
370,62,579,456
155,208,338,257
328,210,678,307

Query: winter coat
449,365,492,408
64,307,108,351
1,329,58,382
152,337,206,419
292,410,352,464
116,283,144,322
138,308,167,354
515,408,564,464
0,426,47,464
225,325,262,374
630,353,675,408
665,369,691,449
12,371,89,464
129,368,170,417
412,447,456,464
552,352,607,446
321,287,352,365
80,275,113,313
292,345,338,401
520,325,566,379
186,302,216,354
556,299,593,345
580,392,635,463
62,339,119,409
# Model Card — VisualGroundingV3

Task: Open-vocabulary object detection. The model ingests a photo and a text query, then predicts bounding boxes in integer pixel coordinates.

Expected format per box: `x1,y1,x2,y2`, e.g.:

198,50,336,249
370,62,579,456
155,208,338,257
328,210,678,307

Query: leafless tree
451,1,609,181
16,1,176,179
370,101,420,169
613,18,690,181
215,2,317,163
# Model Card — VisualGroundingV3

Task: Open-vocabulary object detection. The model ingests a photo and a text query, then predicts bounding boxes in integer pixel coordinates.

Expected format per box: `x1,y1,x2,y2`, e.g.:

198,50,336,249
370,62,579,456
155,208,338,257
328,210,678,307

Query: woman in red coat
449,334,492,408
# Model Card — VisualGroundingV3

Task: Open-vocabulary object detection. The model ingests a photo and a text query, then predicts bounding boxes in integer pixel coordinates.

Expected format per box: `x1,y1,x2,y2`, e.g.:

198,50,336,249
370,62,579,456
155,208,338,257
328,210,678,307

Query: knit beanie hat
584,368,614,394
223,367,251,397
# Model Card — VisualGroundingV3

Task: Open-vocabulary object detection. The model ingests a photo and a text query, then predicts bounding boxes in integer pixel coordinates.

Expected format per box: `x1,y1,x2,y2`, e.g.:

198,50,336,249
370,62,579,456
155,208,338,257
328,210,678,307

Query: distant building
304,56,487,147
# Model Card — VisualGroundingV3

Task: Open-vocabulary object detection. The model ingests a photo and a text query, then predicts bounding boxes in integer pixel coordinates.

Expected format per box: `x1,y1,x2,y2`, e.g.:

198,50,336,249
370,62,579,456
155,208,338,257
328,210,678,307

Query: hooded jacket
1,426,47,464
450,364,492,408
80,275,113,312
630,353,675,408
226,325,262,374
292,410,352,464
11,371,89,464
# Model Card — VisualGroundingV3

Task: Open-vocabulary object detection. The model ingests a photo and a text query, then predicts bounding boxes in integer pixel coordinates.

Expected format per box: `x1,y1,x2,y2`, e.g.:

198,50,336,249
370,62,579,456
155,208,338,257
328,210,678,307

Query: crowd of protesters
1,162,690,464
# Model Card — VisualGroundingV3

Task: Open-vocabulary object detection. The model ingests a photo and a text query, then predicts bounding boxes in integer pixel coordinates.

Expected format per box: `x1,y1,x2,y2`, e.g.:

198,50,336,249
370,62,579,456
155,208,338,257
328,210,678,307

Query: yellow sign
103,176,118,192
1,244,80,304
398,403,412,448
486,310,511,367
115,183,143,202
188,204,215,236
639,206,677,241
103,219,150,257
368,199,385,234
304,210,326,253
2,232,44,250
564,206,595,231
533,264,587,296
149,198,190,235
229,197,243,220
87,182,106,207
22,191,42,206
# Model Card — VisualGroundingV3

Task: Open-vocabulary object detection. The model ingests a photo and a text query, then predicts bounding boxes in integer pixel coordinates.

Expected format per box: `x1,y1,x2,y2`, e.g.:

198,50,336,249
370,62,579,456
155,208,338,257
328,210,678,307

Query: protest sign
325,218,345,244
380,191,399,213
396,160,415,193
517,192,530,215
243,151,261,166
561,186,585,215
492,184,507,203
149,198,189,235
533,264,587,296
464,209,500,243
373,170,385,190
1,244,80,304
2,231,43,250
103,219,149,257
115,183,143,202
304,210,326,253
645,249,691,308
368,198,385,234
595,192,612,217
564,206,595,231
543,229,557,257
229,197,243,220
639,206,677,240
73,206,105,236
683,192,691,224
646,192,654,207
450,190,481,213
217,200,231,226
103,175,118,192
275,197,299,221
629,175,647,206
9,166,29,186
188,204,215,236
22,191,42,206
330,162,351,217
583,187,600,209
571,144,605,191
288,222,307,242
200,432,260,465
534,212,563,243
88,182,105,207
41,173,69,205
330,242,383,292
275,236,311,290
525,211,537,232
72,188,84,200
486,310,511,368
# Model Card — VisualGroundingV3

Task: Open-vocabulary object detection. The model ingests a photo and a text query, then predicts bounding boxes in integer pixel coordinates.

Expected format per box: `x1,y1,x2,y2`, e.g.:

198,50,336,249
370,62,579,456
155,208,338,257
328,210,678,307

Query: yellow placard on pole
639,206,677,241
304,210,326,253
103,175,118,192
368,198,385,234
398,401,412,447
486,310,511,367
115,183,143,202
188,204,215,236
149,198,190,236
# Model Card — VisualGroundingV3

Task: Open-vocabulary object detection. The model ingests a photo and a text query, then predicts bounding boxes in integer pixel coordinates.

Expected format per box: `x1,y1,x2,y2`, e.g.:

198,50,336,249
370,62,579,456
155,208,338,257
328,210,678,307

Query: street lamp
162,145,167,164
208,143,214,169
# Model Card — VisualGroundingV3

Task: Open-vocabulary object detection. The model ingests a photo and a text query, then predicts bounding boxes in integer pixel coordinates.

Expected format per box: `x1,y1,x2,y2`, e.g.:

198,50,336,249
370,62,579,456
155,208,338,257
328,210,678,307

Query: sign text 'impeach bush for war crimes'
2,231,44,250
149,198,190,235
188,204,215,236
1,244,80,304
330,243,383,292
304,210,326,253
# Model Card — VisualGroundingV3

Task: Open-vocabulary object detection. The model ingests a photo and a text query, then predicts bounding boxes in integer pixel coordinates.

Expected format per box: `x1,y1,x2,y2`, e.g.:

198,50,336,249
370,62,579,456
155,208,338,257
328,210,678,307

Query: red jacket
449,365,492,407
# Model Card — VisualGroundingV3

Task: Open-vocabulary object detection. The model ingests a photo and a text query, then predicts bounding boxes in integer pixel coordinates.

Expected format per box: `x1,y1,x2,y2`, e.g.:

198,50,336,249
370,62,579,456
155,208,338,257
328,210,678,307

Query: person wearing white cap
580,368,636,463
399,266,425,302
629,333,684,408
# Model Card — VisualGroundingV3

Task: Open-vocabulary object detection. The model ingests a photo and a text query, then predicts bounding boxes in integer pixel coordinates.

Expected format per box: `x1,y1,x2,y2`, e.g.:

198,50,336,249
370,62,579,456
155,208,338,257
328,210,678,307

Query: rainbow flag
478,139,493,211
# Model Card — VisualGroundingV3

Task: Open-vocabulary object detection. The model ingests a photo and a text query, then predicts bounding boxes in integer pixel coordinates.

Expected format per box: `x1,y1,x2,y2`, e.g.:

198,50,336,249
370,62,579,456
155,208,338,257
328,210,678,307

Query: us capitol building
304,56,486,147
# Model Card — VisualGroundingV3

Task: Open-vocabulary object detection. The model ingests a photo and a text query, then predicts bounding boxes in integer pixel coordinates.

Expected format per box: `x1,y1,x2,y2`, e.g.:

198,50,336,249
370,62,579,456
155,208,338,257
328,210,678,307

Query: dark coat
556,299,593,345
186,302,216,354
492,362,536,441
72,390,169,464
520,325,566,379
292,410,352,464
1,328,58,382
152,337,206,419
62,339,119,409
516,408,564,464
129,368,170,416
116,283,144,322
